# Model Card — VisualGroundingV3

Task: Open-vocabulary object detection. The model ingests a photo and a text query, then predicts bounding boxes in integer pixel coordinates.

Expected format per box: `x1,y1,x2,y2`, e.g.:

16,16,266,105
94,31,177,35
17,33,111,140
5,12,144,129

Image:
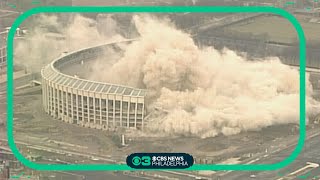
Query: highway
7,131,320,180
0,11,19,18
49,171,149,180
219,130,320,180
0,141,149,180
2,84,320,180
0,137,201,180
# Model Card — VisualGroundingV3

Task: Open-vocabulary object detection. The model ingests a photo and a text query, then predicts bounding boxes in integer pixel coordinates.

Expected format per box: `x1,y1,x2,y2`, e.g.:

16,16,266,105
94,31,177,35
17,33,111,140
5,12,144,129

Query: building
0,161,10,180
0,27,28,74
0,46,6,74
41,40,147,131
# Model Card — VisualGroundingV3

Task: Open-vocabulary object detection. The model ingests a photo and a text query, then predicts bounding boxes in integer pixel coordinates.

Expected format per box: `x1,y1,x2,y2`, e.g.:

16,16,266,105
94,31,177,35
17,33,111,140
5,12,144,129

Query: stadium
41,40,148,131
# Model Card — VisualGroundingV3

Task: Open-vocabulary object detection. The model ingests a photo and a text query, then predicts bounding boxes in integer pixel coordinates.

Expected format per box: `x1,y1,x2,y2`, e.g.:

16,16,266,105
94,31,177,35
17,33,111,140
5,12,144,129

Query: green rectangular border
7,6,306,171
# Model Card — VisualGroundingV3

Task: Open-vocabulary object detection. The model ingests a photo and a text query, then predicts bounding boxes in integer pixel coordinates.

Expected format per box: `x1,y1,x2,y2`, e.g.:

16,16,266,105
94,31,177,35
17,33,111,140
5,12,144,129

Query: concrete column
76,92,79,123
99,94,102,126
61,88,64,120
93,95,96,124
141,102,145,130
134,102,138,128
81,93,84,124
45,83,49,112
87,96,90,123
45,82,49,112
56,88,60,119
106,98,109,127
65,90,68,120
127,98,130,128
113,98,115,127
71,91,73,120
120,97,123,127
52,86,55,116
50,85,53,114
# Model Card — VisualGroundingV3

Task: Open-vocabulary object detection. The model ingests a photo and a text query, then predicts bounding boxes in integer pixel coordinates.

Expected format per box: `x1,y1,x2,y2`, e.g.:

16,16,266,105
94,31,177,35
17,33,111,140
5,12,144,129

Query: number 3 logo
141,156,151,166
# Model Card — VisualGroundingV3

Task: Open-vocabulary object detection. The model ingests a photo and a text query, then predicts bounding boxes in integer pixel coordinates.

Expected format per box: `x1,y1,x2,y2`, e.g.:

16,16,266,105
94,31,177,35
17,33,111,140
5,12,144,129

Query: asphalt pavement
219,131,320,180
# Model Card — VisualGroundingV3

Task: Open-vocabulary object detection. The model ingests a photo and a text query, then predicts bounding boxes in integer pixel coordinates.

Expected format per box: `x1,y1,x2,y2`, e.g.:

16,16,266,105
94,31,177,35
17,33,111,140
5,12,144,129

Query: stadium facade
41,40,147,130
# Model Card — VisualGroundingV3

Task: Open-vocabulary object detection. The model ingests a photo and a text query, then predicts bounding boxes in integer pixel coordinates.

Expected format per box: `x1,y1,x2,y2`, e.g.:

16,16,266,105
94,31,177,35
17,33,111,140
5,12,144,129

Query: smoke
93,15,320,138
15,13,320,138
14,14,124,72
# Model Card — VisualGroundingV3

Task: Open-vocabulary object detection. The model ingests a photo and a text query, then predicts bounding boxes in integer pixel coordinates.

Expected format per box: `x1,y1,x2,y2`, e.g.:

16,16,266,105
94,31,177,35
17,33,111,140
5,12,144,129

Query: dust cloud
14,14,124,72
94,15,320,138
15,14,320,138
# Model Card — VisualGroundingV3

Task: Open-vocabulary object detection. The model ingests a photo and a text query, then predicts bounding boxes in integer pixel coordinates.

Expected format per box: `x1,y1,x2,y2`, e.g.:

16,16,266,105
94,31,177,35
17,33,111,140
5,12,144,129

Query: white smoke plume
95,15,320,138
14,14,124,72
14,13,319,138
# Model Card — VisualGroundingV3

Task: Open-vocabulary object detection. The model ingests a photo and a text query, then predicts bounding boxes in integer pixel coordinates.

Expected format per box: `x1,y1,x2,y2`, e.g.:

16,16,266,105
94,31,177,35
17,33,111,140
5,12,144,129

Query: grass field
225,15,320,44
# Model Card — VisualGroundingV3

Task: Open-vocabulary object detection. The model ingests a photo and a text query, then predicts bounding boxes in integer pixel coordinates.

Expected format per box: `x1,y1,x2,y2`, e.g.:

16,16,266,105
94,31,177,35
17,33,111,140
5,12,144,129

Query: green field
225,16,320,44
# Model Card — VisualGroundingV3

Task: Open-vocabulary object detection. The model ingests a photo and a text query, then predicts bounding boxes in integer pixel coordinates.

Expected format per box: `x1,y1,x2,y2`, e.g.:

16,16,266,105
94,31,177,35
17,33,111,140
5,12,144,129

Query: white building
41,40,147,130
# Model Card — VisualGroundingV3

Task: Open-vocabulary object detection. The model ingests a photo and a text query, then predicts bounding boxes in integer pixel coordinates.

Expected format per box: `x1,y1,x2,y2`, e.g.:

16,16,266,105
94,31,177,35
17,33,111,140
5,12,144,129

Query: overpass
0,9,19,18
0,72,41,92
290,65,320,74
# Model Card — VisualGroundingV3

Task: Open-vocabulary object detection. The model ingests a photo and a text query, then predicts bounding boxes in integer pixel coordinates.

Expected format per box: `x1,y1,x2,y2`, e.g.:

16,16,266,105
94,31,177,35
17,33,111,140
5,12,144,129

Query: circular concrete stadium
41,40,147,131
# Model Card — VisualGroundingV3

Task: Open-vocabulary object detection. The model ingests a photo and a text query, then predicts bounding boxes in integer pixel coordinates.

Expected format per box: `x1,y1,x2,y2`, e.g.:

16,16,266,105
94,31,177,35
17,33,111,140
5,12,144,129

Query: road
26,130,320,180
0,138,198,180
219,131,320,180
49,171,149,180
2,91,320,180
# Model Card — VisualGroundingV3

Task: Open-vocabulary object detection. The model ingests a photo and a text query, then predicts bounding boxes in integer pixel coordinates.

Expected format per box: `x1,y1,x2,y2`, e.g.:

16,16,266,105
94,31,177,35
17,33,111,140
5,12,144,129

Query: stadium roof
42,63,147,97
